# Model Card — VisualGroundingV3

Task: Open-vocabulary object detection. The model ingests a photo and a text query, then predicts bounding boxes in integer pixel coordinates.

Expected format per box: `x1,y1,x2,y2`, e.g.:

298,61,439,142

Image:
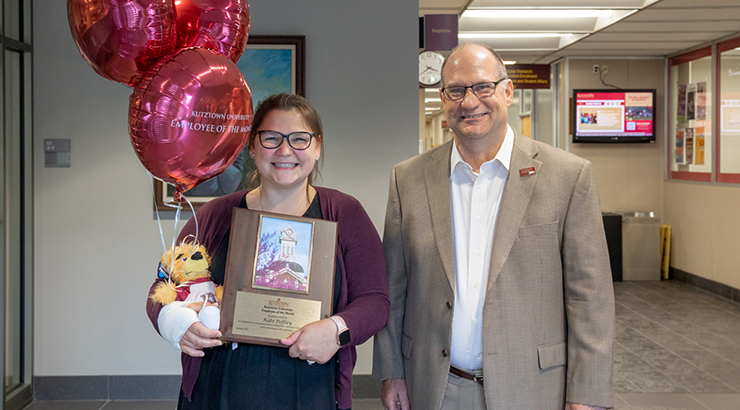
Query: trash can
602,212,623,282
622,211,661,281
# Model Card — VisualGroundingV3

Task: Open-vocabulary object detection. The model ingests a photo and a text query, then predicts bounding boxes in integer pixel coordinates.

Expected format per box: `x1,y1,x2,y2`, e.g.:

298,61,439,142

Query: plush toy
150,241,223,329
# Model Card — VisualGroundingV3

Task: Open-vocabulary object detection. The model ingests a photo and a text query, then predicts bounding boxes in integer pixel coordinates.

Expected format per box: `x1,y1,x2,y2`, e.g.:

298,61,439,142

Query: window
717,37,740,183
668,35,740,185
668,47,712,181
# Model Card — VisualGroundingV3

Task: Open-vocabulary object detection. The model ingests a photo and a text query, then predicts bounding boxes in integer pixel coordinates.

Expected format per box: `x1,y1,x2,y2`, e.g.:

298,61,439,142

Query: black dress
178,193,342,410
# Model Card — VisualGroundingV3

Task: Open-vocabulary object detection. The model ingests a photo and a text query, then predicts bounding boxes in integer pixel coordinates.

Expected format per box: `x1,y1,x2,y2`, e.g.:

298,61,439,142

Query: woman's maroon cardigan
146,187,389,409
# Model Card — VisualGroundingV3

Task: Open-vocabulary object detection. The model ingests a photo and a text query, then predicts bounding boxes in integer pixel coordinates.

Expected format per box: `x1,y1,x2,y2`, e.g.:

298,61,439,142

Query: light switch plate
44,139,71,167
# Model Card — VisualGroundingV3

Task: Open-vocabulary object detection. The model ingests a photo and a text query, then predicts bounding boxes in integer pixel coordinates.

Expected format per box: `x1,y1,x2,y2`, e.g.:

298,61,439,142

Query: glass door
4,47,23,404
2,1,33,409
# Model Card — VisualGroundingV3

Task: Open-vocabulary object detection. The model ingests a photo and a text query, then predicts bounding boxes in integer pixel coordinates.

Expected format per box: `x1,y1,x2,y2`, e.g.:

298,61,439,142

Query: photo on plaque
252,215,314,294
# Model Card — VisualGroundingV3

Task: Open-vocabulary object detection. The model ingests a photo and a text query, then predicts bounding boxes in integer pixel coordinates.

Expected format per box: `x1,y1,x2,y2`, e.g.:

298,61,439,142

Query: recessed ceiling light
503,61,517,65
459,32,572,39
424,88,440,92
463,9,613,19
425,98,441,103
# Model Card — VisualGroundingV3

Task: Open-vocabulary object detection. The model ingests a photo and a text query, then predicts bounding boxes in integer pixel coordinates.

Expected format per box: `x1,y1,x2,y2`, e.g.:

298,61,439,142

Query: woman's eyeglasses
256,130,314,150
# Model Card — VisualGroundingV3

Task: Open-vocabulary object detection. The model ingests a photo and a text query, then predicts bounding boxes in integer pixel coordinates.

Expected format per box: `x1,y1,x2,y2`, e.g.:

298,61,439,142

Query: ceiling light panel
458,18,596,32
459,32,572,38
463,9,613,18
459,36,564,50
468,0,647,7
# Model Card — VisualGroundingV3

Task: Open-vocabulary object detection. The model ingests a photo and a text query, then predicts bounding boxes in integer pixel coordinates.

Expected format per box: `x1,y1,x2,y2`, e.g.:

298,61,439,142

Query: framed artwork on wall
238,35,306,104
154,35,306,211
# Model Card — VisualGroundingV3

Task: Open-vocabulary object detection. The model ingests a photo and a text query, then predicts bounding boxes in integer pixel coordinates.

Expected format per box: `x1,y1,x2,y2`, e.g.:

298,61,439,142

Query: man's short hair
440,43,508,88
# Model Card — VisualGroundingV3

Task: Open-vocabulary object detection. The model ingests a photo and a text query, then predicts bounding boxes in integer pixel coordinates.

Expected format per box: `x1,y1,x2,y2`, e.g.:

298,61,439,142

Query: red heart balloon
128,47,253,197
67,0,177,87
174,0,250,63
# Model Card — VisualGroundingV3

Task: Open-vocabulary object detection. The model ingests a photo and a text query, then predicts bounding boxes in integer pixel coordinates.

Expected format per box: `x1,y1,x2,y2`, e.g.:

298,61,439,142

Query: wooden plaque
219,208,338,347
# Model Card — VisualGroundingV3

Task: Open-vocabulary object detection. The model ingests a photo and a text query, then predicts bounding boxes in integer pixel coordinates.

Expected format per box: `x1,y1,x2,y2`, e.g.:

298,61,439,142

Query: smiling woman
246,94,324,200
145,93,390,410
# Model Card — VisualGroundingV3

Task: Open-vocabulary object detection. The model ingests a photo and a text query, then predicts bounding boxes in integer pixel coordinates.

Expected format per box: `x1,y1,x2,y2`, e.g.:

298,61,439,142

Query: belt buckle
473,375,484,385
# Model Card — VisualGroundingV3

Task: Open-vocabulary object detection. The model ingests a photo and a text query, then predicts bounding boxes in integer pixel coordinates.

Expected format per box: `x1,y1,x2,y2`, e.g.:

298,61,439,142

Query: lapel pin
519,167,536,176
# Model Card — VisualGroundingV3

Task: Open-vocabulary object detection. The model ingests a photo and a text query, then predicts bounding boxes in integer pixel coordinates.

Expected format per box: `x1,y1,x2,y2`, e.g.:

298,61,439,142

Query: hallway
23,280,740,410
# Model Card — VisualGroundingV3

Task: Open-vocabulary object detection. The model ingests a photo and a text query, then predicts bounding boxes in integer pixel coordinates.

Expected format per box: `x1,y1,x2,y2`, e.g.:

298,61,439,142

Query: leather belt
449,366,484,385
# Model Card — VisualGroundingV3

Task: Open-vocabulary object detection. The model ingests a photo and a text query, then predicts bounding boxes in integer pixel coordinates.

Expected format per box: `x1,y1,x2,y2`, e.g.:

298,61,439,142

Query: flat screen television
572,89,656,143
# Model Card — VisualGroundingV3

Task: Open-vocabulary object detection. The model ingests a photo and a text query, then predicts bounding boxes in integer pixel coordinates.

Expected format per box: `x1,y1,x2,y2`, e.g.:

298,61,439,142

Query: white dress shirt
449,126,513,371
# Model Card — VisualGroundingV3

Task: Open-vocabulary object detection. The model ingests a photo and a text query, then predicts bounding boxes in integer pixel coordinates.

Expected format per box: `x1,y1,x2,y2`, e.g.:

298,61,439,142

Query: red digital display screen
573,89,656,143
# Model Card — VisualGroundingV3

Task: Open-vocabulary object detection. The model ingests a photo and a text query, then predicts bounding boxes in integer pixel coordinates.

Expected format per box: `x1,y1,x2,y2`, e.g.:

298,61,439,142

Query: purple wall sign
424,14,458,51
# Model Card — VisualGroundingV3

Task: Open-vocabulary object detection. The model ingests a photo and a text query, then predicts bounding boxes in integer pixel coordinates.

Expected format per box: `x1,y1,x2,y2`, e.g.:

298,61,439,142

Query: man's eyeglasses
441,78,508,101
256,130,314,150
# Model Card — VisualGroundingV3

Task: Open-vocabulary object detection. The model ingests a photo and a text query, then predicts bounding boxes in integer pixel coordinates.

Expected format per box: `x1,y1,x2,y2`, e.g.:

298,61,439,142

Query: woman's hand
179,301,222,357
281,318,340,364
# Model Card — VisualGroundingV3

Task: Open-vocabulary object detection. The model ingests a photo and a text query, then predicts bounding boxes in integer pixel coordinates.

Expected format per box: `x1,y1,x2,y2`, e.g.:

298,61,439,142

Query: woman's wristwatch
330,316,350,346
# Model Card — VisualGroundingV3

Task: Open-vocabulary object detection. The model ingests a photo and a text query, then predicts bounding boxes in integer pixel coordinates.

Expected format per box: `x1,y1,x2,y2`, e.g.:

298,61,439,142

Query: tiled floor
612,280,740,410
23,280,740,410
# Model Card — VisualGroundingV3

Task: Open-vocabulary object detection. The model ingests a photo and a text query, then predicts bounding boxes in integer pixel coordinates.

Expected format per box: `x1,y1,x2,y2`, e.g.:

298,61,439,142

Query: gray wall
566,58,665,217
33,1,418,377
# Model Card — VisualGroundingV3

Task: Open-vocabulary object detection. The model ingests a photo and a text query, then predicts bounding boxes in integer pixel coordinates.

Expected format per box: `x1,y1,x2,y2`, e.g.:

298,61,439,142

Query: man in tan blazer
373,44,615,410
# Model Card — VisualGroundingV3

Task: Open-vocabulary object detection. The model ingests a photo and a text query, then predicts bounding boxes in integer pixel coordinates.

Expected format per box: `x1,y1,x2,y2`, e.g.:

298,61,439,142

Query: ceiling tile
420,0,467,16
599,20,740,32
420,0,467,11
585,32,730,42
566,41,701,50
650,0,740,7
629,7,740,21
419,0,740,102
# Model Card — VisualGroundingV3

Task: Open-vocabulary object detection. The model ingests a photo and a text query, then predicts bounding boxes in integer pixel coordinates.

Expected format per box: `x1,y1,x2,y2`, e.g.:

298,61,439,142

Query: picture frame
219,209,337,347
251,214,315,295
153,35,306,211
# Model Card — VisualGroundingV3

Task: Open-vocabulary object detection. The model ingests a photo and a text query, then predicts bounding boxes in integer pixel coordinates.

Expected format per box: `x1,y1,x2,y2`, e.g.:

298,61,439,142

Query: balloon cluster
68,0,254,200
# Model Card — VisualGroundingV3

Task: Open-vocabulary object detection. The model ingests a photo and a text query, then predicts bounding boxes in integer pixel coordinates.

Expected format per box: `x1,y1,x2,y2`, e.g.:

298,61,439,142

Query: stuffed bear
150,241,223,329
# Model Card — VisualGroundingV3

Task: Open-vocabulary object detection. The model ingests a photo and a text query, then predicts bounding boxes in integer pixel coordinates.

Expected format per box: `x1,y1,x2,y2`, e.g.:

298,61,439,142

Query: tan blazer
373,133,615,410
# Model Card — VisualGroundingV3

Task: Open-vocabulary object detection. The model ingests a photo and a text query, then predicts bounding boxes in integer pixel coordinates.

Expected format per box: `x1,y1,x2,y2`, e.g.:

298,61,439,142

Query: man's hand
565,403,606,410
381,379,410,410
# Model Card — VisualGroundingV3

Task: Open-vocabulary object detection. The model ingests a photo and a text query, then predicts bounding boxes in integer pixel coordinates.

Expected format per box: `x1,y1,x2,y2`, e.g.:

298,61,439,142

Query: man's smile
461,113,488,120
